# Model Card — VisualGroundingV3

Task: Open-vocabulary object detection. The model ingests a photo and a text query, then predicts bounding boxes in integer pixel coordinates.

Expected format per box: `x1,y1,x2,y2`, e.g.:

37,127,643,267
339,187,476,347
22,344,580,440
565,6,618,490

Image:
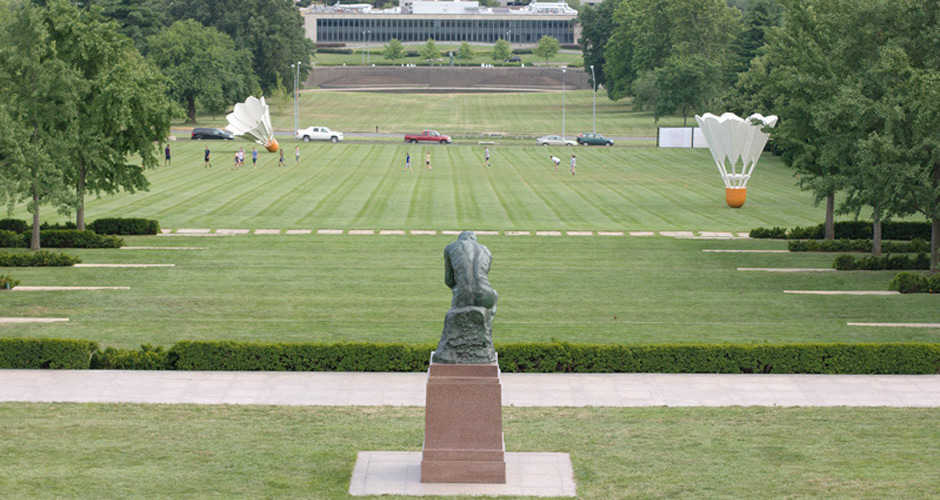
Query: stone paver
505,231,530,236
598,231,624,236
176,228,211,234
285,229,312,235
349,452,576,497
254,229,281,235
349,230,375,235
73,264,175,268
738,267,835,272
0,318,69,324
660,231,695,237
215,229,250,235
703,249,789,253
121,247,207,250
566,231,592,236
536,231,562,236
785,290,900,296
1,371,937,407
379,230,406,235
848,323,940,328
12,286,130,291
410,230,437,235
629,231,655,237
318,229,344,235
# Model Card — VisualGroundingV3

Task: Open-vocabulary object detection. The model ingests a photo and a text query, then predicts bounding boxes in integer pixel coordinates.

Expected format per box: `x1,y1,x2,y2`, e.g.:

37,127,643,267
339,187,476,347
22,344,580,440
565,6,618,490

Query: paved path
2,370,938,407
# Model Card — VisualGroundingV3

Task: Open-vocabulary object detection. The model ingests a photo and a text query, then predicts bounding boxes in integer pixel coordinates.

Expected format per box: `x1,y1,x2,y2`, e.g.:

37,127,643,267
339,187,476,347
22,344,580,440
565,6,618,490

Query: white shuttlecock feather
225,96,279,152
695,112,777,189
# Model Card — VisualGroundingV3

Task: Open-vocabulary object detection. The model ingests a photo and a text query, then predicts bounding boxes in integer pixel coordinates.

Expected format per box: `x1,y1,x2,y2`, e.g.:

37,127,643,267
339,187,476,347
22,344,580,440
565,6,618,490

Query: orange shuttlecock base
725,187,747,208
264,138,279,153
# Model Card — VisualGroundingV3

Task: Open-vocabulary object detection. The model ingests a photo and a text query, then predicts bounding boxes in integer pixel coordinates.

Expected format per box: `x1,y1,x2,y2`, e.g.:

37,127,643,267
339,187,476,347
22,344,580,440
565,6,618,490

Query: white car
295,126,344,143
536,135,576,146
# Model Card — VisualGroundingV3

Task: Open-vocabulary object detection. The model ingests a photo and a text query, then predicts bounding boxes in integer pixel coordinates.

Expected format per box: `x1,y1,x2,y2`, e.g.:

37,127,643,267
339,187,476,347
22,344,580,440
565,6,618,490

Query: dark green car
577,132,614,146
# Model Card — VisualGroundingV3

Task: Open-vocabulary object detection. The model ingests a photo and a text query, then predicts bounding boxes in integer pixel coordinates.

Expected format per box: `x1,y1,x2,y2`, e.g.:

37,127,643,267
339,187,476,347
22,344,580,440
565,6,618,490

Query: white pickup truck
295,126,344,143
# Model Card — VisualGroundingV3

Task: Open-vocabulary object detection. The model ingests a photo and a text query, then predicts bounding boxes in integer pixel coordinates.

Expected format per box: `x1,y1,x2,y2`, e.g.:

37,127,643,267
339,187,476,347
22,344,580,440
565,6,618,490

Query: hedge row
890,272,940,293
833,253,930,270
751,221,932,240
83,341,940,374
0,339,98,369
0,229,123,248
0,217,158,236
0,275,20,289
788,239,929,253
0,250,81,267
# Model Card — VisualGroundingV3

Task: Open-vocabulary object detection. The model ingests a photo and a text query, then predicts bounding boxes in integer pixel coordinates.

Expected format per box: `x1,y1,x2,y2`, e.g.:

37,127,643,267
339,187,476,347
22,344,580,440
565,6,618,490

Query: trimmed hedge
88,218,159,236
0,218,28,234
833,253,930,271
0,229,123,248
0,275,20,289
39,221,77,230
751,221,932,240
0,250,81,266
890,272,940,293
0,230,21,247
789,238,929,253
0,339,98,369
82,340,940,374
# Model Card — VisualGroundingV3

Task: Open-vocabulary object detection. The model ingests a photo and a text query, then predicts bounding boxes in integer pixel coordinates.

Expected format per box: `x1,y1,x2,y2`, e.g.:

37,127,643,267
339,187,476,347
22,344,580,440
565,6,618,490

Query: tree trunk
76,168,86,231
872,206,881,257
932,216,939,274
30,193,40,251
187,96,197,123
824,193,835,240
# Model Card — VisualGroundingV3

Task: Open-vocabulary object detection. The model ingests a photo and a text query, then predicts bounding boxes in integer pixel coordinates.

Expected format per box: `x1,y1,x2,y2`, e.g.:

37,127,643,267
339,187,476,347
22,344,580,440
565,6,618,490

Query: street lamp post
562,68,566,139
506,30,511,45
290,62,301,133
590,64,596,133
361,31,365,64
367,30,371,64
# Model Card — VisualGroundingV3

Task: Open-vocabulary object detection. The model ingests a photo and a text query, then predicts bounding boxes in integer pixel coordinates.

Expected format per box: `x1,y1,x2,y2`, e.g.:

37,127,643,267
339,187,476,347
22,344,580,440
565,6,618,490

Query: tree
166,0,314,93
146,20,257,123
533,35,560,63
87,0,170,52
492,39,511,62
384,38,405,61
0,0,81,250
648,56,715,125
34,0,175,230
728,0,782,77
420,38,440,62
456,42,474,65
577,0,622,90
603,0,740,101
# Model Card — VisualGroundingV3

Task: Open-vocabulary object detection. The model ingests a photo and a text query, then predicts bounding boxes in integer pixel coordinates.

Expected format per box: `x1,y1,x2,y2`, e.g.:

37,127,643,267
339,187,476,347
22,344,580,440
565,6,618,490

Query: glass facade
316,17,575,44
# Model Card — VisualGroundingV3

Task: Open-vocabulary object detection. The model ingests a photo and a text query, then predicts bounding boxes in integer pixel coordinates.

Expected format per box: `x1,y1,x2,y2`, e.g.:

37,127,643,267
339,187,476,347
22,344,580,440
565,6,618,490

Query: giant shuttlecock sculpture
695,112,778,208
226,96,279,152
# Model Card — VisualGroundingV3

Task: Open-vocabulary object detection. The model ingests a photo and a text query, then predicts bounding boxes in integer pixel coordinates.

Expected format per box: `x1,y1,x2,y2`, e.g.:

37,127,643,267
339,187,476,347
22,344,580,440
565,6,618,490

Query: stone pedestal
420,359,506,483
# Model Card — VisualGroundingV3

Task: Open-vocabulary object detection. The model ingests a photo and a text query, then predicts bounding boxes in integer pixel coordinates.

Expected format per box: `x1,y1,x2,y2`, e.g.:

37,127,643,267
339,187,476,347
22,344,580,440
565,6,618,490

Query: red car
404,130,452,145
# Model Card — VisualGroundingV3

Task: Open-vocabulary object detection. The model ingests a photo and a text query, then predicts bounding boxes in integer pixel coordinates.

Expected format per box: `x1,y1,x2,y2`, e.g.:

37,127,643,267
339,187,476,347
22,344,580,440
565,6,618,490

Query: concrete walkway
1,370,938,407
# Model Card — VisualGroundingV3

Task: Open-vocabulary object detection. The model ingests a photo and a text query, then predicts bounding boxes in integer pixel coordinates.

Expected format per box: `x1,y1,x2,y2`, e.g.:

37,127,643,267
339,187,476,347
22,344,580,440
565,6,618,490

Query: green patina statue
432,231,499,364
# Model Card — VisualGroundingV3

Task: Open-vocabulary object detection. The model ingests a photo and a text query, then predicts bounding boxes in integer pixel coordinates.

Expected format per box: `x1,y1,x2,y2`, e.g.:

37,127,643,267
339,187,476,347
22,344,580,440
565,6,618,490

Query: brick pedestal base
420,361,506,483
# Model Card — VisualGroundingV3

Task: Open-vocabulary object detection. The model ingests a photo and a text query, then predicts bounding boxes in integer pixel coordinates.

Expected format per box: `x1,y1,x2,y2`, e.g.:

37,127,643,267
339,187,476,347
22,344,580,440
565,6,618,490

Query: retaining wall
305,66,592,91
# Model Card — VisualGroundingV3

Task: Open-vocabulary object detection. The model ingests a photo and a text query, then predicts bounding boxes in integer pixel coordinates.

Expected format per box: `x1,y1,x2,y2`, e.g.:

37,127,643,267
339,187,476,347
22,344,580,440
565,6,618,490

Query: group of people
229,147,259,170
403,148,576,175
403,151,434,172
193,145,299,169
550,154,576,175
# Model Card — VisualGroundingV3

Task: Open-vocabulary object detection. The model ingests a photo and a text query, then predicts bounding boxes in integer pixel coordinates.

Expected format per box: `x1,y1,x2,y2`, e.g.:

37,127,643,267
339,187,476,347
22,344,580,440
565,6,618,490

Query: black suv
191,127,234,140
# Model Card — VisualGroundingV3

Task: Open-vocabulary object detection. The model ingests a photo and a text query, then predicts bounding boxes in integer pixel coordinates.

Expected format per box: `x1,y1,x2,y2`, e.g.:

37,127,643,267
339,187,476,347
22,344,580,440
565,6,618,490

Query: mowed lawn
13,142,824,232
1,404,938,500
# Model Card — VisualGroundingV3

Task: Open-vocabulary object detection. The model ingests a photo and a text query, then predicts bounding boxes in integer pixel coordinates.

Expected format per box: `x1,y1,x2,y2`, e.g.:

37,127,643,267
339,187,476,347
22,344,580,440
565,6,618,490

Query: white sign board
692,127,708,148
658,127,692,148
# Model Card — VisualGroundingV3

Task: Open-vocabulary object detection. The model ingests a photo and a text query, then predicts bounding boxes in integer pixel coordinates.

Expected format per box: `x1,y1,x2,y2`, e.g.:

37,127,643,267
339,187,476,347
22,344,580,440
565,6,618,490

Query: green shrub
0,250,81,267
91,345,173,370
171,341,434,371
749,226,788,239
0,230,24,248
0,338,98,369
39,221,77,231
38,230,123,248
833,253,929,271
0,275,20,289
88,218,159,236
0,219,28,234
316,47,353,54
890,272,927,293
926,274,940,293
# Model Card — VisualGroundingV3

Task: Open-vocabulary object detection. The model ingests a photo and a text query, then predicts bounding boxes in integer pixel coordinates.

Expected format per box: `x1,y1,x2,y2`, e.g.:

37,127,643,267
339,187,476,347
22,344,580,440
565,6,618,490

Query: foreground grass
0,403,937,499
3,234,937,349
190,89,690,137
12,143,823,231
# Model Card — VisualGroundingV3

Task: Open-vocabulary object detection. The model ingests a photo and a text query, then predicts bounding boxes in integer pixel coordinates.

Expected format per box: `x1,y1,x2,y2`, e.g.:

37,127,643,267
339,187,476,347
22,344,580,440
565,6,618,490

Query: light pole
590,64,596,133
361,31,365,64
367,30,371,64
562,68,566,139
506,30,511,45
290,62,301,132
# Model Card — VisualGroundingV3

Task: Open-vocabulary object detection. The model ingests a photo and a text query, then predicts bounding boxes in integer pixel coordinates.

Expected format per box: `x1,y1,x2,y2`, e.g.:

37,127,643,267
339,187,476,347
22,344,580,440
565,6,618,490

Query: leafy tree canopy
492,39,511,61
384,38,405,61
533,35,561,62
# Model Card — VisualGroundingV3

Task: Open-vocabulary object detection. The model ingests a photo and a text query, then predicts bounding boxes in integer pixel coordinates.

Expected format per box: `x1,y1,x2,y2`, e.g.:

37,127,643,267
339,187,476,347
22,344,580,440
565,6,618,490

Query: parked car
536,135,576,147
296,126,344,143
404,130,452,144
577,132,614,146
504,56,522,63
191,127,234,140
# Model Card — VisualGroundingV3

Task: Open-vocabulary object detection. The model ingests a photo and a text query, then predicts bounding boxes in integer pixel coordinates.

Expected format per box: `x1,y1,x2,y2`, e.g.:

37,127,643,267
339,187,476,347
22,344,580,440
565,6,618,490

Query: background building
302,1,580,46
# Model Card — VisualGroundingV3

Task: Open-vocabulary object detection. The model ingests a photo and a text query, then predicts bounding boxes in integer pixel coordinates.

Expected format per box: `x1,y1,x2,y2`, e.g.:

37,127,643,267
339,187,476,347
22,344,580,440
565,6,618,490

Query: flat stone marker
536,231,562,236
285,229,312,235
0,317,69,323
566,231,592,236
703,249,789,253
349,230,375,235
598,231,624,236
317,229,344,235
160,229,172,234
411,230,437,235
176,228,211,234
629,231,655,237
660,231,695,237
12,286,130,291
505,231,529,236
737,232,751,238
785,291,900,295
699,231,735,238
121,247,207,250
350,452,576,497
738,267,835,272
73,264,175,268
441,230,462,236
379,230,406,235
848,323,940,328
215,229,250,235
254,229,281,235
474,231,499,236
